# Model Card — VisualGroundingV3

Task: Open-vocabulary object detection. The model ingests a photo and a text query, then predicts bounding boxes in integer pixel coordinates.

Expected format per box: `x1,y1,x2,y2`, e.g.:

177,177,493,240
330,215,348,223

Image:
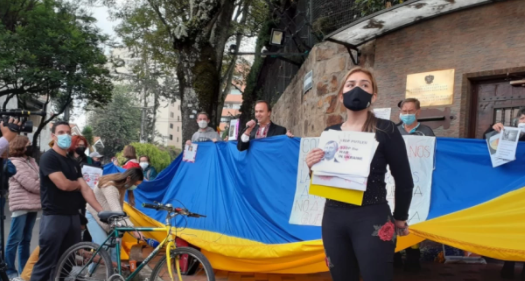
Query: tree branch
146,0,176,42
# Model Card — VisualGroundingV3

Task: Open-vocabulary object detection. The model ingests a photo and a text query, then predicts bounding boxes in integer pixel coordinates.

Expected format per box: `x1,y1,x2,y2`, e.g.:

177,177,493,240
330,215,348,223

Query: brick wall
272,0,525,138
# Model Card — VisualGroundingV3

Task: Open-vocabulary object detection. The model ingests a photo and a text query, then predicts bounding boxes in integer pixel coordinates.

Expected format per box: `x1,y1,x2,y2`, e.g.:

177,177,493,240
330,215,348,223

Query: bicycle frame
80,215,184,281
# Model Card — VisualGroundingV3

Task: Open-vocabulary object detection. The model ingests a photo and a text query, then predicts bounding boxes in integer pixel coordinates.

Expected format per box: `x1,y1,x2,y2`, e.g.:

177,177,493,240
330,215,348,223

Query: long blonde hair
337,67,378,133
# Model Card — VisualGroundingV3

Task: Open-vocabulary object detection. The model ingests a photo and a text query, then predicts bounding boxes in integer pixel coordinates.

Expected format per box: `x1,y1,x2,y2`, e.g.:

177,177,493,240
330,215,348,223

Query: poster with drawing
229,119,239,141
183,144,198,163
82,165,103,189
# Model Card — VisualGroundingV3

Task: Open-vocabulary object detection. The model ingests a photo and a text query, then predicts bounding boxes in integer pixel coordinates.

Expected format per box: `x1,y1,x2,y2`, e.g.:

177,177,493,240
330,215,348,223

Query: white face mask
518,123,525,135
139,162,149,169
198,120,208,129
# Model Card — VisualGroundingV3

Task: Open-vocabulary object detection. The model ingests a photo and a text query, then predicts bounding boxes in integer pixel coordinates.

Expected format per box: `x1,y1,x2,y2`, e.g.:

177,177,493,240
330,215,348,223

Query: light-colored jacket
87,182,133,233
8,157,41,212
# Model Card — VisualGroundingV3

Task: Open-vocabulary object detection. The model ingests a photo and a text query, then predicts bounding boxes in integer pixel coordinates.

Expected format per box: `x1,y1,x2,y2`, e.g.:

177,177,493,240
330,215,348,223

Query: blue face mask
400,114,417,126
56,134,72,150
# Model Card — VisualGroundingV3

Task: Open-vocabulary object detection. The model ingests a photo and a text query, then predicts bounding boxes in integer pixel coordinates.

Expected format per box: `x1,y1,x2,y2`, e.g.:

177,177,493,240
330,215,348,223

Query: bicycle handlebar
142,202,206,218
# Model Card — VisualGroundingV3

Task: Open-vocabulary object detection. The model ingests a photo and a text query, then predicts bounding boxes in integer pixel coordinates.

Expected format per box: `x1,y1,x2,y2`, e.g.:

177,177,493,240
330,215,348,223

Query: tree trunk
177,43,221,144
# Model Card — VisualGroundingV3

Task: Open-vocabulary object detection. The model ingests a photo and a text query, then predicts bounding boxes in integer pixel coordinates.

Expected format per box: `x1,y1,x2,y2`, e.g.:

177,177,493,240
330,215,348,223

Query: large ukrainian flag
104,136,525,274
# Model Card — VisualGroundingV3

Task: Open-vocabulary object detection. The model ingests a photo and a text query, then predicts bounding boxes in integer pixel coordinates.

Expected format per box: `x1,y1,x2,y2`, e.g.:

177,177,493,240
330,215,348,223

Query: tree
82,125,94,146
96,0,268,143
88,85,141,159
0,0,113,149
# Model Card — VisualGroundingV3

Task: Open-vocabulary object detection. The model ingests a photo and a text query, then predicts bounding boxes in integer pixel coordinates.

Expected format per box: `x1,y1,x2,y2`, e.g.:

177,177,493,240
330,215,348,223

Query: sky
73,5,256,129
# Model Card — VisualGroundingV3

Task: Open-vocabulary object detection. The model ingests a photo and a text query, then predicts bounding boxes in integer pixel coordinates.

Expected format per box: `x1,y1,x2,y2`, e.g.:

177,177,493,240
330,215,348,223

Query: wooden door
471,79,525,139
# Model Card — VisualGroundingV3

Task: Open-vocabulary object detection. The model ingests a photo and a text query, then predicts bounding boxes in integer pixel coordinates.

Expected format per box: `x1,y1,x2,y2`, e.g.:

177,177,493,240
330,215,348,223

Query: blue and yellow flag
104,136,525,273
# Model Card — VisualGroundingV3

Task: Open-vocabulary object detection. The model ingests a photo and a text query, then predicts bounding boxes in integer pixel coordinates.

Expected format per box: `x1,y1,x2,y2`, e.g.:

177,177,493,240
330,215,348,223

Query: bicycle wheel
150,247,215,281
53,242,114,281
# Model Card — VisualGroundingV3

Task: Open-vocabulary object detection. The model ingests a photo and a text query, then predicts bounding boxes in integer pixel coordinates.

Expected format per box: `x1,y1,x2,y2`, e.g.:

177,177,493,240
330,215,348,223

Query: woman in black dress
306,67,414,281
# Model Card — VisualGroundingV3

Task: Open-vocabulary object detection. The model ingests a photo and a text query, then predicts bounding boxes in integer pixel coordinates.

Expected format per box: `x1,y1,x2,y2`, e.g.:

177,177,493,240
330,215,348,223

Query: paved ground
2,204,521,280
215,262,521,281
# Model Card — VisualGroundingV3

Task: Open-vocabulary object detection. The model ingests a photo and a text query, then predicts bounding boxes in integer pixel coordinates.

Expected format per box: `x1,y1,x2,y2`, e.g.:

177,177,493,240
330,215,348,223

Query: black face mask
343,87,372,112
75,146,86,156
25,146,33,157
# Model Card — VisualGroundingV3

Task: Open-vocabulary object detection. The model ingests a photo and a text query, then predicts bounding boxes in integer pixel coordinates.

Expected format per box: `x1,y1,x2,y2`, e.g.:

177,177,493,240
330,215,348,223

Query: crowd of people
0,120,161,281
0,66,523,281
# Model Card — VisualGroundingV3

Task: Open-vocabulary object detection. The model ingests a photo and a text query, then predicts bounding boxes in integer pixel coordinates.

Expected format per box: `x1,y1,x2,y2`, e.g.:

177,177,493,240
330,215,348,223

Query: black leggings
322,203,395,281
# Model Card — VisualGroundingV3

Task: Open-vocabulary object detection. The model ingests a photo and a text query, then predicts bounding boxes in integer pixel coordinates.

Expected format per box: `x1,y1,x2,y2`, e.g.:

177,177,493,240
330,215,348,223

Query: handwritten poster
372,108,392,120
289,138,326,226
81,165,103,189
386,136,436,225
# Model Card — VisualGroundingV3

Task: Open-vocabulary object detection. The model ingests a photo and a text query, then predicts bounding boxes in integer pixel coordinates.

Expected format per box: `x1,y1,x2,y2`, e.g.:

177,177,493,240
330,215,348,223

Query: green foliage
1,0,113,146
116,142,172,172
158,145,182,162
89,85,141,159
240,12,277,124
354,0,402,17
0,0,113,107
82,125,94,146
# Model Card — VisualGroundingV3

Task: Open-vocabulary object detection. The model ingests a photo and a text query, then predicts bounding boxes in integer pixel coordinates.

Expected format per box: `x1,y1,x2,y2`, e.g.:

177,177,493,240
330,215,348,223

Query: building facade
271,0,525,139
109,48,183,149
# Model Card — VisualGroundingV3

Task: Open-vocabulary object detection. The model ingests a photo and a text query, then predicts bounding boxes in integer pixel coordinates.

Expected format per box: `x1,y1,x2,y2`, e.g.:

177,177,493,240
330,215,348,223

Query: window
494,107,522,126
232,104,241,110
177,127,179,132
170,123,173,129
179,105,181,110
177,137,179,142
169,134,173,140
170,112,174,118
177,116,180,121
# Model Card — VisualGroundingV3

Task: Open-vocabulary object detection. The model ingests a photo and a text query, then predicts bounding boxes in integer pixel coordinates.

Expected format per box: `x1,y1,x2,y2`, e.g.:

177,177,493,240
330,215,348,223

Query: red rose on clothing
378,221,395,241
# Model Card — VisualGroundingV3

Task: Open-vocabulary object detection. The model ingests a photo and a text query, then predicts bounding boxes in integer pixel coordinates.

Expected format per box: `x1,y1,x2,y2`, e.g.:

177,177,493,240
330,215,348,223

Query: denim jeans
6,212,37,277
86,211,117,262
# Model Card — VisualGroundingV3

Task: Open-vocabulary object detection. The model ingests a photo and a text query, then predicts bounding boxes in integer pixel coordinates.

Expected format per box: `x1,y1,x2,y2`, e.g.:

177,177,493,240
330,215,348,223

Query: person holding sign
483,107,525,279
485,107,525,142
237,100,293,151
186,112,222,145
306,67,414,281
395,97,436,271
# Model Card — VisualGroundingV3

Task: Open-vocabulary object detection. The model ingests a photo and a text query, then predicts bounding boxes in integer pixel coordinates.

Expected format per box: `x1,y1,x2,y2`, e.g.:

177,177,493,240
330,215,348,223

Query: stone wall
271,41,375,137
272,0,525,138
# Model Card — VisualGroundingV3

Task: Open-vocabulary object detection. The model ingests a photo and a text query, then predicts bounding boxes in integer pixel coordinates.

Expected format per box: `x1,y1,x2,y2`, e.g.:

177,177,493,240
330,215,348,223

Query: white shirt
241,126,267,142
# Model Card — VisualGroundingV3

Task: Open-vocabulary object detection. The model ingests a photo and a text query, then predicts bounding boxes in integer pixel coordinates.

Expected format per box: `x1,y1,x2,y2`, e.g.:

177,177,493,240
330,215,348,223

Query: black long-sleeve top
324,119,414,221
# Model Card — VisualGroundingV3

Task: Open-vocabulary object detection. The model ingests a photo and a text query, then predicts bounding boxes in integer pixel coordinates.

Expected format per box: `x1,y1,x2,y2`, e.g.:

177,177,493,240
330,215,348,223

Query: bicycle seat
98,211,127,223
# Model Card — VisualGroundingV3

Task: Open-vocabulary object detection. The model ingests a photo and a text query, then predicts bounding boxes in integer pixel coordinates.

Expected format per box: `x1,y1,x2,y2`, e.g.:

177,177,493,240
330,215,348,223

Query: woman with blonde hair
306,67,414,281
5,136,40,279
85,168,144,261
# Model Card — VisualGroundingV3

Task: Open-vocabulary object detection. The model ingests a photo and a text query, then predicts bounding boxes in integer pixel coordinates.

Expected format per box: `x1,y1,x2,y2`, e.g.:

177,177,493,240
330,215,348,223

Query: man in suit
237,100,293,151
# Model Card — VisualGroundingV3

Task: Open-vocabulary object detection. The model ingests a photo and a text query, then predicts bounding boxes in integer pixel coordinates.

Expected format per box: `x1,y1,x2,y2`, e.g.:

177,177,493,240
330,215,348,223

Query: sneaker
10,277,26,281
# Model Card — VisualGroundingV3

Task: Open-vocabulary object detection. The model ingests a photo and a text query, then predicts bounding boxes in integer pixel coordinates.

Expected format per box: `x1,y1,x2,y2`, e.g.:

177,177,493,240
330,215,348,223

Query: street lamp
269,29,285,46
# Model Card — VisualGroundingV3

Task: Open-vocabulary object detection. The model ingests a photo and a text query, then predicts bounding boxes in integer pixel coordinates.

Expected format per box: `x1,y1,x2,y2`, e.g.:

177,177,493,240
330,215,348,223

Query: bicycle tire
150,247,215,281
53,242,113,281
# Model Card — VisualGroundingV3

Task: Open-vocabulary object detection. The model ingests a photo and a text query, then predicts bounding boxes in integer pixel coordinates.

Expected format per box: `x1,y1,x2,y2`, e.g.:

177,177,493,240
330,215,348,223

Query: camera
0,110,47,133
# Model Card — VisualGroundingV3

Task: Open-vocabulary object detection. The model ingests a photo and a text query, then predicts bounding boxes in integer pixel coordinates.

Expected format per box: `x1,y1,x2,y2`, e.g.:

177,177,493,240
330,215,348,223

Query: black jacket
237,122,287,151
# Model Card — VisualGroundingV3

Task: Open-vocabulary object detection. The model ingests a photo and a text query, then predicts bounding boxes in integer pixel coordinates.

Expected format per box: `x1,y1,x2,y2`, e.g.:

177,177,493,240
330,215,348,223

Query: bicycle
53,202,215,281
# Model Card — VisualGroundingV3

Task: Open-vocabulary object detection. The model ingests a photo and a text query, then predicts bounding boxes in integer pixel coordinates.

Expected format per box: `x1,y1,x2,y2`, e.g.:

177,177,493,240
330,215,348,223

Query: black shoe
404,248,421,273
394,252,403,268
501,261,515,279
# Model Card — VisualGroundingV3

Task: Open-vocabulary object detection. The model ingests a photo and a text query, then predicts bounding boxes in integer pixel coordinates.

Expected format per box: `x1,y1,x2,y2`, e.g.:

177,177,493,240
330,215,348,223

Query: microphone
242,120,258,134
